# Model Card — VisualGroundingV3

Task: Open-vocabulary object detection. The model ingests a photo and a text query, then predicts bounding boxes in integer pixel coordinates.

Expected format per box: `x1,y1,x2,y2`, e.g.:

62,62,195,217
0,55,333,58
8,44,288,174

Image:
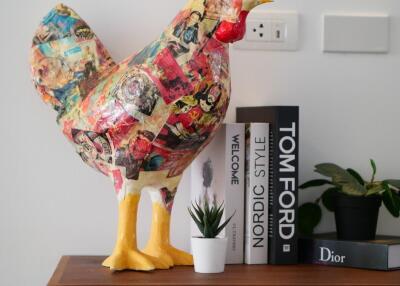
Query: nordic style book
237,106,300,265
244,123,269,264
190,123,246,264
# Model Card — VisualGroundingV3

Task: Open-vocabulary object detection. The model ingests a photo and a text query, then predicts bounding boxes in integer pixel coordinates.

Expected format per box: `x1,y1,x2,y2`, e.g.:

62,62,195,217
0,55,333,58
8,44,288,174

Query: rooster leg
102,193,159,271
143,178,194,267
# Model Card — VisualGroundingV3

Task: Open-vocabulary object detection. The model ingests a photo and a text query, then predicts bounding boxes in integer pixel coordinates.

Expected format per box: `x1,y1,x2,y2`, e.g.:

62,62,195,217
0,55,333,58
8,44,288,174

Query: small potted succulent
299,160,400,240
188,199,235,273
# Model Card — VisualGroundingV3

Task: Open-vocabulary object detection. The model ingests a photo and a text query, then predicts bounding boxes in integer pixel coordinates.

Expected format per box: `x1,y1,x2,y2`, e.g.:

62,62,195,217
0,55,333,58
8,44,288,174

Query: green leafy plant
188,198,235,239
299,160,400,235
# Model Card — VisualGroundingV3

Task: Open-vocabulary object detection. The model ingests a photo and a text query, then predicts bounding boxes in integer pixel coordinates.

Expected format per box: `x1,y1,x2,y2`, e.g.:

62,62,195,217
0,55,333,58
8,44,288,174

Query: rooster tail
30,4,116,117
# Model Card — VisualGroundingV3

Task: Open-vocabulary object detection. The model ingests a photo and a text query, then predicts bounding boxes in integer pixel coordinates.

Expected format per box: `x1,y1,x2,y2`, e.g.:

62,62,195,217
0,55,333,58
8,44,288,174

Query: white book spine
190,124,246,264
244,123,269,264
224,124,245,264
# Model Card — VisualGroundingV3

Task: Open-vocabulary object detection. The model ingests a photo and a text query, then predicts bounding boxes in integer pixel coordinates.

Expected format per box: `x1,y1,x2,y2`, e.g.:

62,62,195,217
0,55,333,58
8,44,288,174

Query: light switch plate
235,10,299,51
323,14,390,53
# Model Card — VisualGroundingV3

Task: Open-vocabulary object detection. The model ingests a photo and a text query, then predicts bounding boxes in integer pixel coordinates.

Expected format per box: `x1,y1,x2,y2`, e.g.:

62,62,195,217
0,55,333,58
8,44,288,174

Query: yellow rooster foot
143,245,193,267
145,253,173,270
102,250,156,271
167,245,194,266
143,248,174,269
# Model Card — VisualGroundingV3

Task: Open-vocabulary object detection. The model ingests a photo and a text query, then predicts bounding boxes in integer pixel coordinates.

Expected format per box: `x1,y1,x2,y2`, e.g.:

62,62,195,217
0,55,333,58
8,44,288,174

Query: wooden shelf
48,256,400,286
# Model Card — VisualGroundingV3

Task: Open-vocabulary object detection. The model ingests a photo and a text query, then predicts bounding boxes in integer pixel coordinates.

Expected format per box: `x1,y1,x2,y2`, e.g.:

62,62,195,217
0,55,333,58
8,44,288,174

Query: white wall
1,0,399,285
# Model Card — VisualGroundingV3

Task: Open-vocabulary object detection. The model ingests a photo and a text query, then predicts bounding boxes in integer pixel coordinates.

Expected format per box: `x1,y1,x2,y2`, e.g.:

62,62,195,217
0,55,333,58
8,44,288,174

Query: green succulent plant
188,198,235,239
299,160,400,235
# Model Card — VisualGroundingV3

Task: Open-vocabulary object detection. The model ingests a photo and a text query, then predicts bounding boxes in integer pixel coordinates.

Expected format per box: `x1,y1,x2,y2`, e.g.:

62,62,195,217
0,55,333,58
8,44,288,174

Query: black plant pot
334,192,382,241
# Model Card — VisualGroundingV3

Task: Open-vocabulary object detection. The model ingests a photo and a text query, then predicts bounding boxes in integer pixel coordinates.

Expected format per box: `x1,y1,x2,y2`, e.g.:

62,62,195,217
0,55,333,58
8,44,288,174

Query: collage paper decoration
30,0,272,271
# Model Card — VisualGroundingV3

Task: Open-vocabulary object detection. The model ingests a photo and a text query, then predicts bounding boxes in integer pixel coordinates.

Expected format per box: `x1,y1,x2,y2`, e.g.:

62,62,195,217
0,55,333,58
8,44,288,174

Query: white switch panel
323,14,390,53
235,11,299,51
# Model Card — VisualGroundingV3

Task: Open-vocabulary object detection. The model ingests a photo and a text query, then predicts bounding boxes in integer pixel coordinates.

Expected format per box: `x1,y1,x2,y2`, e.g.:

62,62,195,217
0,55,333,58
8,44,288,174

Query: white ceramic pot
191,237,228,274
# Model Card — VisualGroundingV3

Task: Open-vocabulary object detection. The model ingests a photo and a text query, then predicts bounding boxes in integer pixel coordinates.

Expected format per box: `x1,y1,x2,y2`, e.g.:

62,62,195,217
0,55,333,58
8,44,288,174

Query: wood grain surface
48,256,400,286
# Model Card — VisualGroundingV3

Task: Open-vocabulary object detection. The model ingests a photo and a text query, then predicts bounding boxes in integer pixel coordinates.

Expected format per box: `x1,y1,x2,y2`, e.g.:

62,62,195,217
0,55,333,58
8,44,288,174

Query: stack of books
191,106,300,265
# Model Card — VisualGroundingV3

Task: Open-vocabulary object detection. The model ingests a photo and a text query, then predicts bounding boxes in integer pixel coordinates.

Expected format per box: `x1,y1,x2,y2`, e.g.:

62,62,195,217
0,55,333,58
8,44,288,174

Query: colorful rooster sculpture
30,0,271,271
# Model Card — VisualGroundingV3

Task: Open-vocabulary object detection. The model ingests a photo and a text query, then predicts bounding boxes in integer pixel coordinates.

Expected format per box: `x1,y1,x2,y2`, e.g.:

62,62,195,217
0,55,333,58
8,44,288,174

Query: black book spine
299,237,390,270
268,107,299,264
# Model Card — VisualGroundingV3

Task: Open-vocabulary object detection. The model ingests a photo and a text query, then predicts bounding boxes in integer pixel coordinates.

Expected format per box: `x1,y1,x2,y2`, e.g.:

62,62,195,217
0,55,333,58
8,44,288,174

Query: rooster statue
30,0,272,271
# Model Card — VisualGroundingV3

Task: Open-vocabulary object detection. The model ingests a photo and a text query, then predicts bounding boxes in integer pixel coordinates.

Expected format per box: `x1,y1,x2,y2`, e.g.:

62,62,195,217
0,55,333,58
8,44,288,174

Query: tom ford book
299,233,400,271
244,123,269,264
237,106,300,265
190,123,246,264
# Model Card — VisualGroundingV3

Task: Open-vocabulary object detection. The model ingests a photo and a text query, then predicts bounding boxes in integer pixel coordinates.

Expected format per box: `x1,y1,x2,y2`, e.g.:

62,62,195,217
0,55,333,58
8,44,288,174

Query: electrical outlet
235,10,299,51
246,20,272,42
271,21,286,42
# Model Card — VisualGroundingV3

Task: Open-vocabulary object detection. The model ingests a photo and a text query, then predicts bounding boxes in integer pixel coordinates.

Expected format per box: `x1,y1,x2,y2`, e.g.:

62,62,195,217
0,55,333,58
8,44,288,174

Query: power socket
235,10,299,51
271,21,286,42
246,20,272,42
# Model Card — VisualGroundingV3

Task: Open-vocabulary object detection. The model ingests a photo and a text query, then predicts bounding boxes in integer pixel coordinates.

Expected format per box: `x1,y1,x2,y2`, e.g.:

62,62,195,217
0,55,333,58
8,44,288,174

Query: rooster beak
243,0,274,12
